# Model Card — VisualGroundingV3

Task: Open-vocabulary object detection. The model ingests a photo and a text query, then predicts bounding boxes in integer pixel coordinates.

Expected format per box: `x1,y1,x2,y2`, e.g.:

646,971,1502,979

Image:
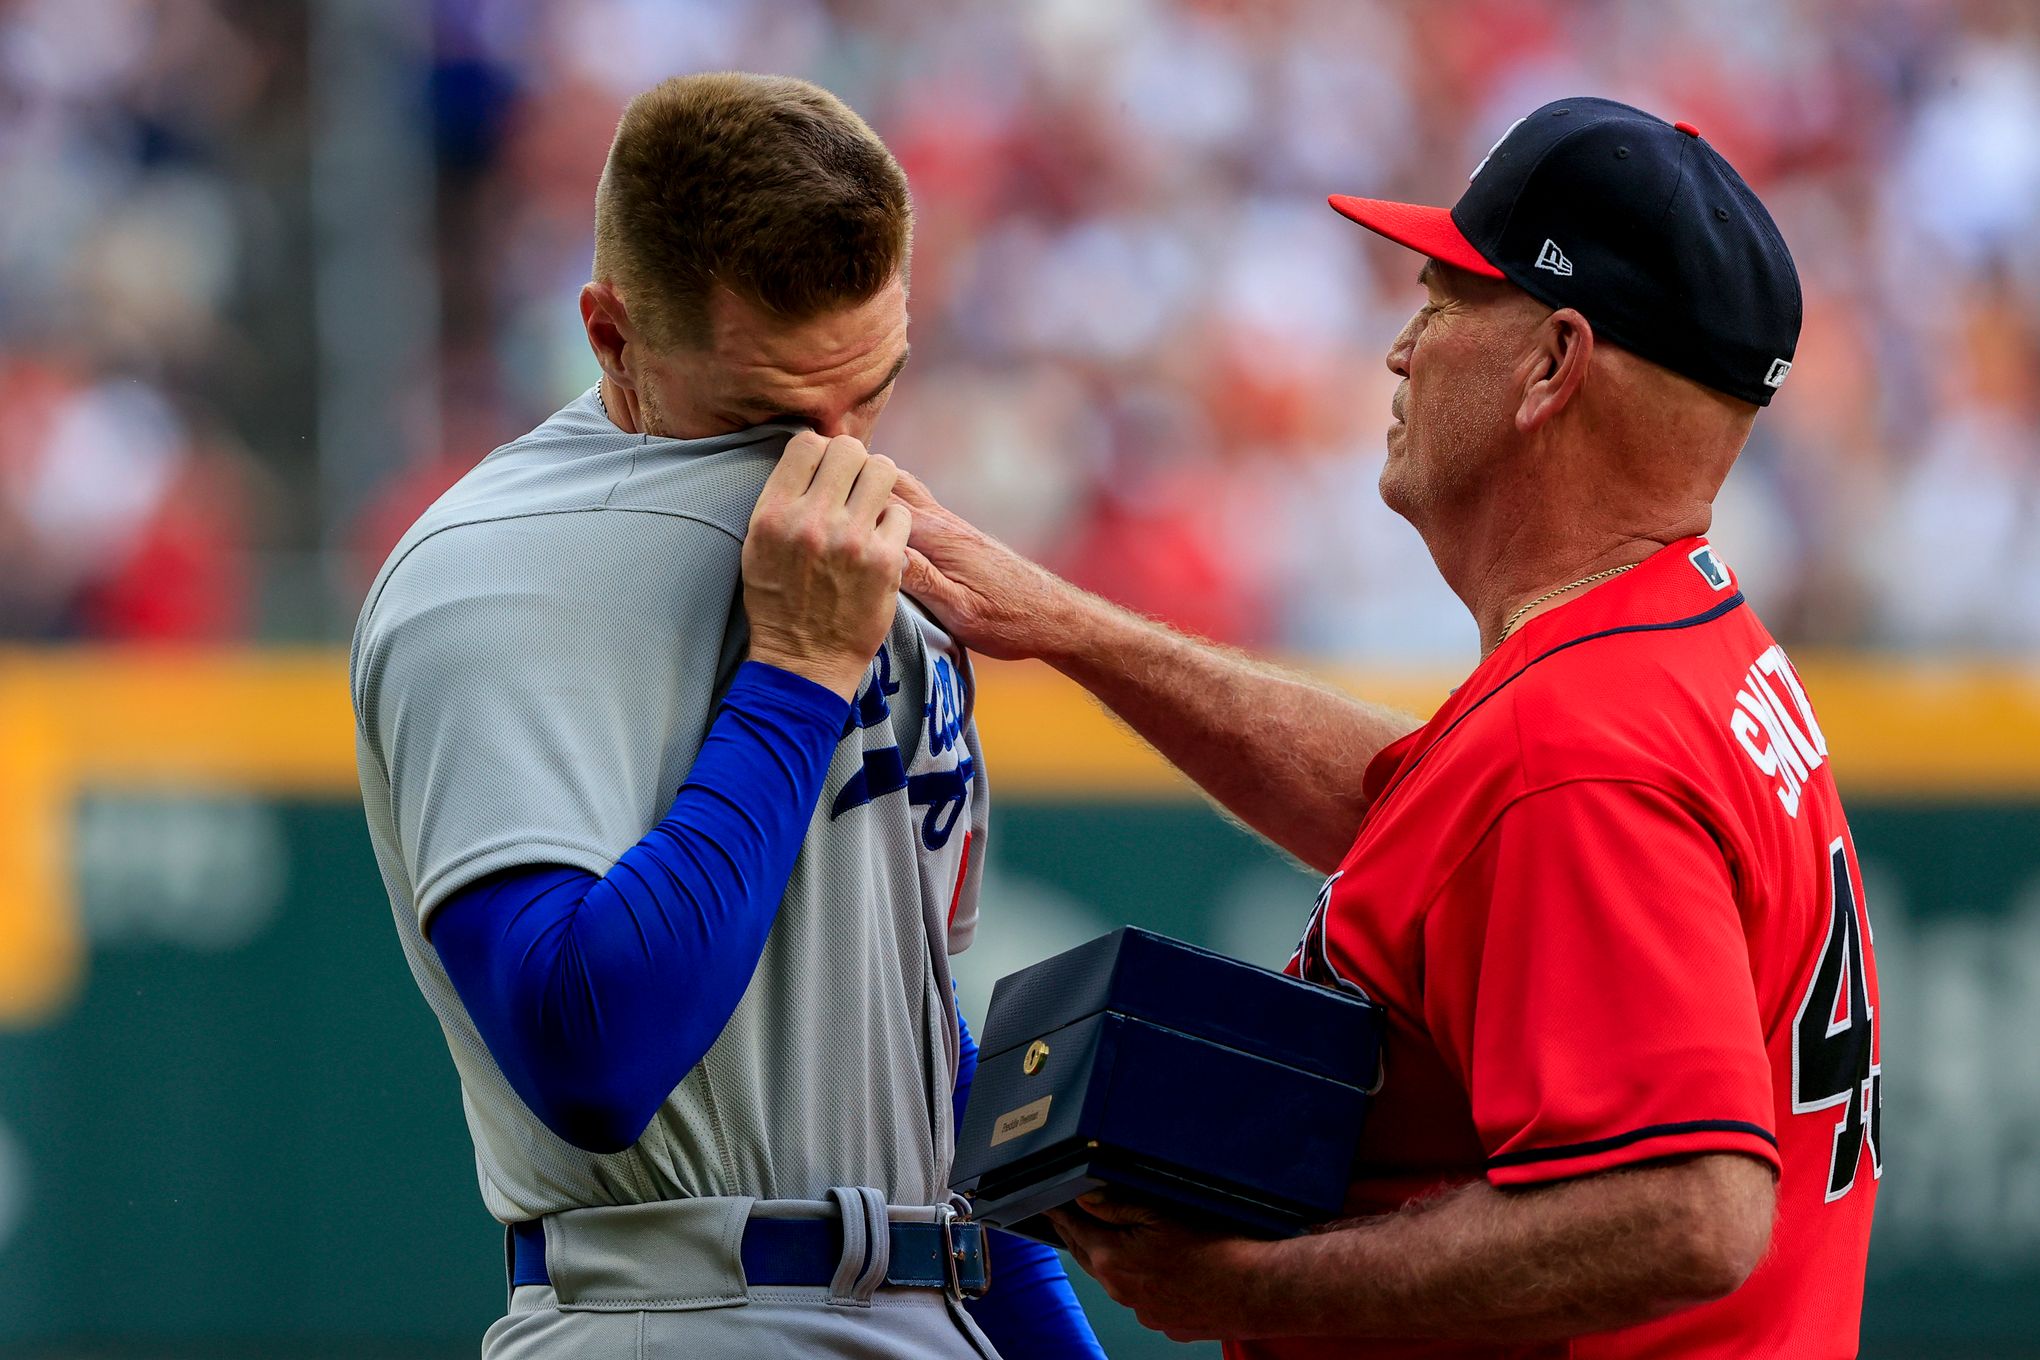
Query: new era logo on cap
1764,359,1792,389
1534,239,1574,277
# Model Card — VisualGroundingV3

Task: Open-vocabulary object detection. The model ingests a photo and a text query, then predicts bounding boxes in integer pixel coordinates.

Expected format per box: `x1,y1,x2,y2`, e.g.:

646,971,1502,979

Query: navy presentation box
951,927,1384,1244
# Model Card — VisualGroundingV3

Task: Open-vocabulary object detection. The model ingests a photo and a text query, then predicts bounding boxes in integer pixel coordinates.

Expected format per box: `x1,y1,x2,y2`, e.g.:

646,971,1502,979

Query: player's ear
580,281,637,393
1514,308,1594,434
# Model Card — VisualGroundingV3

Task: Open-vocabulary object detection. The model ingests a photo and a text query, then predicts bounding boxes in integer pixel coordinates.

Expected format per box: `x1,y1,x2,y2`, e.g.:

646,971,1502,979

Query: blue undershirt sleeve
427,660,849,1154
955,1003,1109,1359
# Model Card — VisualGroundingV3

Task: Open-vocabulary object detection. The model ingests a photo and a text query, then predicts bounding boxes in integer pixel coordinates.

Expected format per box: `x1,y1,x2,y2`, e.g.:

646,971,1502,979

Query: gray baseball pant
483,1192,1004,1360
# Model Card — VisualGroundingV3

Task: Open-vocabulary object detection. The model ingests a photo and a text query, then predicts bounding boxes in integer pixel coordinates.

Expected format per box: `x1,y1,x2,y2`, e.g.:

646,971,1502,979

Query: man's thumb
902,546,948,601
1075,1191,1162,1226
892,467,940,512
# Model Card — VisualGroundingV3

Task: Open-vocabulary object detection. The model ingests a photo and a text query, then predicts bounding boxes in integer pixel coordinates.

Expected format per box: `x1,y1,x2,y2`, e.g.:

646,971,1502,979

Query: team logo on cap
1764,358,1792,389
1534,239,1574,276
1469,116,1527,181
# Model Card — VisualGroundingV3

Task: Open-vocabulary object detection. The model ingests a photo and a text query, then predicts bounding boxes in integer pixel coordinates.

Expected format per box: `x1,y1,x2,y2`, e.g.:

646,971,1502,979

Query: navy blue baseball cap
1330,97,1802,407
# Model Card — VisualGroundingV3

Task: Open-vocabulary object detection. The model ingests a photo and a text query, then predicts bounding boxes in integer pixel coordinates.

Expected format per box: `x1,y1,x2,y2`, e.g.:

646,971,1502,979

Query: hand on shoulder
894,469,1085,664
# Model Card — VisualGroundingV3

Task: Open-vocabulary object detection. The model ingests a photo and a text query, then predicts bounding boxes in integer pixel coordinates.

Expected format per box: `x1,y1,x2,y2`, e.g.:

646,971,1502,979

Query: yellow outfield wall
2,648,2038,1025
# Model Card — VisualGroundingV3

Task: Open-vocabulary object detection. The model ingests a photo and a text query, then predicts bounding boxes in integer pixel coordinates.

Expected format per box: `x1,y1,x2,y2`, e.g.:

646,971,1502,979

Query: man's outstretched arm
1047,1153,1775,1345
896,473,1417,873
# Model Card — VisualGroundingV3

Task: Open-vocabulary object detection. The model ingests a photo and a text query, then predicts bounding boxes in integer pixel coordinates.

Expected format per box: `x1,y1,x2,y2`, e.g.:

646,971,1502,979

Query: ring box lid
977,927,1381,1089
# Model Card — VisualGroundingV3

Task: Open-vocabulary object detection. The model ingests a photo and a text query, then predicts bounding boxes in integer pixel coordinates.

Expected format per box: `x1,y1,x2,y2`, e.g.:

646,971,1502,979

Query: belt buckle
934,1205,989,1301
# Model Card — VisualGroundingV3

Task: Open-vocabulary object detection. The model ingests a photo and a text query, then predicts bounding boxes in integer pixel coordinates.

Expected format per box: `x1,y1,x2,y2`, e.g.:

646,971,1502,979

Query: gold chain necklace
1490,562,1639,654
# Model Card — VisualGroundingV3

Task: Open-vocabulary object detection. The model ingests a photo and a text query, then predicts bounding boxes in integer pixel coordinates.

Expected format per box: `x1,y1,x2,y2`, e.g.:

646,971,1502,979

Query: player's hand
742,431,910,700
1046,1192,1288,1343
893,470,1081,662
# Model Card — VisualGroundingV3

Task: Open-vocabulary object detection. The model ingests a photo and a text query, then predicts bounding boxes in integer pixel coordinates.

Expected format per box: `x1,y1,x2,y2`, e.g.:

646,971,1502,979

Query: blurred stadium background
1,0,2037,1355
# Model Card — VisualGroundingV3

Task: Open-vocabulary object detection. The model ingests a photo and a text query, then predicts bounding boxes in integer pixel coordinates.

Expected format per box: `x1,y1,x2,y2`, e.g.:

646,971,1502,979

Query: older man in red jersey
898,97,1879,1358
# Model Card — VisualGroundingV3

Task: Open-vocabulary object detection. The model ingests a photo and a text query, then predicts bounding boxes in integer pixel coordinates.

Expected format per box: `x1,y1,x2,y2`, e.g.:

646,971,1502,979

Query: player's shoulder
351,399,801,696
403,392,792,551
359,397,795,623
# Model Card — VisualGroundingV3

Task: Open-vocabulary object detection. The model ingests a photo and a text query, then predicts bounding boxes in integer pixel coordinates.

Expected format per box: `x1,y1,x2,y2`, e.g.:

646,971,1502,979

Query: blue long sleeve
956,1003,1108,1359
427,660,850,1153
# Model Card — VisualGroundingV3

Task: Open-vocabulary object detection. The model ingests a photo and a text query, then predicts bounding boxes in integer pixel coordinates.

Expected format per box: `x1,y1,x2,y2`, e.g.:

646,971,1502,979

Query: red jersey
1248,538,1880,1360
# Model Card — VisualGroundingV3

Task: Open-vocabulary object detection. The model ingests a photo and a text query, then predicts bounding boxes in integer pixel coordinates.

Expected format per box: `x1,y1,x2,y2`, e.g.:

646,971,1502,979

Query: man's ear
580,281,636,392
1514,308,1594,434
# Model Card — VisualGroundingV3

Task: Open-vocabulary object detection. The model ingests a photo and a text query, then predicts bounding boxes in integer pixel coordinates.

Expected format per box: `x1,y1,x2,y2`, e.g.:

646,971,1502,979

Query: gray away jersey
350,389,988,1223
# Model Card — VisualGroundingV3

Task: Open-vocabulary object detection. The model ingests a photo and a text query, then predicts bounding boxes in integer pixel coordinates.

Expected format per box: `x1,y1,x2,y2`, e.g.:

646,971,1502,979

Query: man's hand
742,431,910,700
893,470,1084,662
1046,1194,1286,1344
894,466,1410,871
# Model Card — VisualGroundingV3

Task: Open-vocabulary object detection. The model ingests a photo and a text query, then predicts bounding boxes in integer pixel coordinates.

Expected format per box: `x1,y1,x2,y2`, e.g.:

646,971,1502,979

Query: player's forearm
430,662,849,1153
1256,1156,1773,1342
1041,591,1418,874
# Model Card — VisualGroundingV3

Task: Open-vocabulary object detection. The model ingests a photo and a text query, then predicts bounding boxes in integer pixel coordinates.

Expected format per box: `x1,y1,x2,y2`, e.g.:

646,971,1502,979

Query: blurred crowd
5,0,2040,658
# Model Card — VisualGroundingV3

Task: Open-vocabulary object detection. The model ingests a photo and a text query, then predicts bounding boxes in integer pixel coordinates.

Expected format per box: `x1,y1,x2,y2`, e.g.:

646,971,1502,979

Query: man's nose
1385,323,1416,379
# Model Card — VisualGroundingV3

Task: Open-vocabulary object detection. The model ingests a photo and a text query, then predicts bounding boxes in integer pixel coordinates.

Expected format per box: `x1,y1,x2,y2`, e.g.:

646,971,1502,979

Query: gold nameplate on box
991,1095,1053,1146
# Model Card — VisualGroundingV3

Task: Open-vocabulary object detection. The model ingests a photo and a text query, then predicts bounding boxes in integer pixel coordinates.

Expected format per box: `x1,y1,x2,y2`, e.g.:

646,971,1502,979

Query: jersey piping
1378,590,1747,806
1487,1118,1780,1170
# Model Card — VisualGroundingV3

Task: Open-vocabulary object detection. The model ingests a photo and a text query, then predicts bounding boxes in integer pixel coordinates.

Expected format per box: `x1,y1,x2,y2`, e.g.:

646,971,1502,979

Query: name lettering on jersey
927,656,964,757
1727,644,1829,818
828,644,976,851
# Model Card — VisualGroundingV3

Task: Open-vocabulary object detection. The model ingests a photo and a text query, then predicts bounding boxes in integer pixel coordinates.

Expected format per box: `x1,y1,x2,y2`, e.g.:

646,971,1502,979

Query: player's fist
742,431,910,700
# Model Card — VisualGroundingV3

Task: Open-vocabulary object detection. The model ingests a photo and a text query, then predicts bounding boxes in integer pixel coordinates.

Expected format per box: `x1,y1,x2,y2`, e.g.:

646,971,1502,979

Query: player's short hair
593,72,912,350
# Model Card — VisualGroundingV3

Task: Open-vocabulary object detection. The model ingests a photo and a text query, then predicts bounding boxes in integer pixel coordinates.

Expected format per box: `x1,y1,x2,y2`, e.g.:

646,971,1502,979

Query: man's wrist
1227,1231,1333,1339
729,658,857,722
1227,1221,1390,1340
1035,580,1130,675
744,645,868,702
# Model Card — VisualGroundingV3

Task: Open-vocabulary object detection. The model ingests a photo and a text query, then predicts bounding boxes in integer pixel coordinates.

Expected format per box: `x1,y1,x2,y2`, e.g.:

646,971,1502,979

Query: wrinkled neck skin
1422,360,1752,657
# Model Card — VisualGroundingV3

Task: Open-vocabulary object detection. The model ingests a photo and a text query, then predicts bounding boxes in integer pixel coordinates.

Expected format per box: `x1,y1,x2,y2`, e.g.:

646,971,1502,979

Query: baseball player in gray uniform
350,74,1102,1360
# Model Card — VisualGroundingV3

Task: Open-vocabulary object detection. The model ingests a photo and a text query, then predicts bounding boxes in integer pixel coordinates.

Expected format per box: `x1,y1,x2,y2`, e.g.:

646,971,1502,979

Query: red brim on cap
1327,195,1505,279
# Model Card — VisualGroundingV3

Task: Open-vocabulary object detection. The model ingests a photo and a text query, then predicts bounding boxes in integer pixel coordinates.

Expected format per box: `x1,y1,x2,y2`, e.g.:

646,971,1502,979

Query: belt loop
825,1186,891,1307
943,1192,986,1303
934,1202,972,1304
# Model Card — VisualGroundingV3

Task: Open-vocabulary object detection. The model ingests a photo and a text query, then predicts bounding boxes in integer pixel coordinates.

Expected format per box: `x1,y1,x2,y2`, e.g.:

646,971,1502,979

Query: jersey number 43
1792,836,1883,1202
